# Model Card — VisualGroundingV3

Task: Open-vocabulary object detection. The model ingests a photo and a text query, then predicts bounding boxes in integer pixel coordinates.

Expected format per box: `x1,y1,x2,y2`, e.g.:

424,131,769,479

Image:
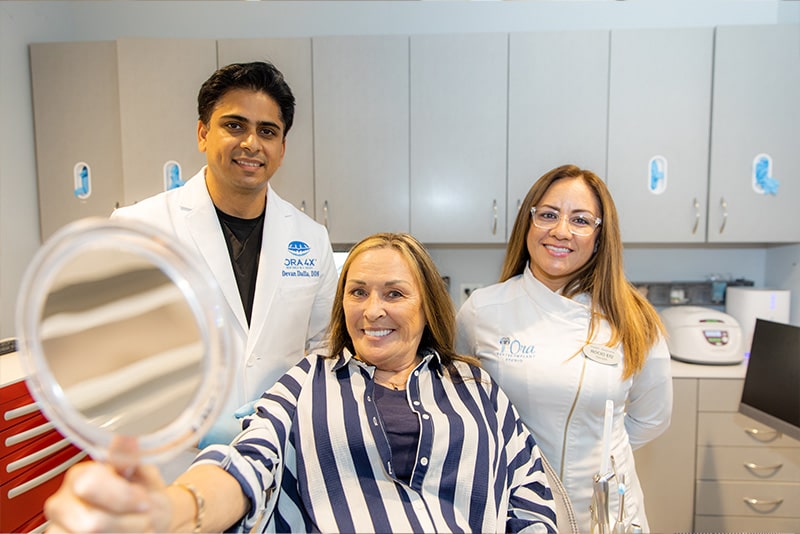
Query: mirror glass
16,218,232,463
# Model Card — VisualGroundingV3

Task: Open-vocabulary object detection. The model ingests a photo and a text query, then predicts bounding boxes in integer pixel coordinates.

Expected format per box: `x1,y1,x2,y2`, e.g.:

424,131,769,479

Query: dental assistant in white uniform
112,62,337,448
456,165,672,532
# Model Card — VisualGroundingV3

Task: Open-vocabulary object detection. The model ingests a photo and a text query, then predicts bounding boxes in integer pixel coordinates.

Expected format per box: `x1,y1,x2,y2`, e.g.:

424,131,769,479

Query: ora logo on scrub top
496,336,536,362
282,240,320,278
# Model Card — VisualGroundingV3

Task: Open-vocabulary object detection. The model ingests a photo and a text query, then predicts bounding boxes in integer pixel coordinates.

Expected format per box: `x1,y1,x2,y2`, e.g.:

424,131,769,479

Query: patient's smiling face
343,247,426,372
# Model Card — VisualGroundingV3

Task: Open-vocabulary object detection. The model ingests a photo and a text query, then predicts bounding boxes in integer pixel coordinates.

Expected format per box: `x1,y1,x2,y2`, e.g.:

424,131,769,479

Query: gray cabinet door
634,378,698,533
30,42,124,241
116,38,216,206
218,38,315,216
313,36,410,244
607,28,713,243
410,33,508,244
508,31,609,237
708,25,800,243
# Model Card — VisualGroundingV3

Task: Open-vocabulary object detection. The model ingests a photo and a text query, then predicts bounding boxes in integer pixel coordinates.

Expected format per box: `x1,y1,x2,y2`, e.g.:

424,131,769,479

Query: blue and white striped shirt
194,349,557,533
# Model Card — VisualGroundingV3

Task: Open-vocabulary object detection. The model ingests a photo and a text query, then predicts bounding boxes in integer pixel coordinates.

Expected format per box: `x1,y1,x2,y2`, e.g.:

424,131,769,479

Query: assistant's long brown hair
327,233,480,371
502,165,664,379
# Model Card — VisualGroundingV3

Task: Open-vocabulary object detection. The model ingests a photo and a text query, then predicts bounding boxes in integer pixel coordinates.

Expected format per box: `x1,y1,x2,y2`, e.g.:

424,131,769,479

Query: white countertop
0,349,25,387
669,355,748,379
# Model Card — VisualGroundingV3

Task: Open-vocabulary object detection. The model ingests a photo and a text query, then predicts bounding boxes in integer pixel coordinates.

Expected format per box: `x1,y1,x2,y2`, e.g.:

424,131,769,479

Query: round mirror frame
16,217,232,463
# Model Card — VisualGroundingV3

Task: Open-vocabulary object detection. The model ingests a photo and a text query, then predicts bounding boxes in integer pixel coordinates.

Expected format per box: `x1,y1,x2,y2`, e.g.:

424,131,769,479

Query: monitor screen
739,319,800,442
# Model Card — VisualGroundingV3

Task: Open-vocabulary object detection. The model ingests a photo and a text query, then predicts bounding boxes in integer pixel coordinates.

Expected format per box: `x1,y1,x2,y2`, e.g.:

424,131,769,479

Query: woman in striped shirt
44,233,557,533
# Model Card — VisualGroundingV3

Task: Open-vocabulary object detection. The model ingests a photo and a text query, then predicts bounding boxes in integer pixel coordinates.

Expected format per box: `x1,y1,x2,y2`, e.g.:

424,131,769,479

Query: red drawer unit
1,343,88,533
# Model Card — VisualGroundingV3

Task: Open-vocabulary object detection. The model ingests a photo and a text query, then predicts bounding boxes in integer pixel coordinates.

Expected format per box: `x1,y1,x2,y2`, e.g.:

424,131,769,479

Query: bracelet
175,483,205,533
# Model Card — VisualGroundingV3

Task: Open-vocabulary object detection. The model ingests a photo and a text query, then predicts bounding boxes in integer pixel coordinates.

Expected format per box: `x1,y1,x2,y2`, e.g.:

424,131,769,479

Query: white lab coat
456,266,672,532
112,167,338,445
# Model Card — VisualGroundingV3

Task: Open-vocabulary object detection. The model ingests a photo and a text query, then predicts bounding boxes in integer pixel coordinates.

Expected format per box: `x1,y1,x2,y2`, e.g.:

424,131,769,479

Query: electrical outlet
460,283,484,306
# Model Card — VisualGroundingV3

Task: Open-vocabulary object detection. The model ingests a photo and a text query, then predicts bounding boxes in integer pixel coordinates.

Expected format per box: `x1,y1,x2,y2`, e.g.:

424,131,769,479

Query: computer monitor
739,319,800,442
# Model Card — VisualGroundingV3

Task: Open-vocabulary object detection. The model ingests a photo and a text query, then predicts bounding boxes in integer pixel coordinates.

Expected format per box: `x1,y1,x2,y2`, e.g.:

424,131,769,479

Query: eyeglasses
530,206,601,237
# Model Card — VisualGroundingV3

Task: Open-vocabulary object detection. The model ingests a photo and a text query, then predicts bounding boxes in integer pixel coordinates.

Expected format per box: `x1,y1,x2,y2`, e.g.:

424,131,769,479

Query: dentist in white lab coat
112,62,337,450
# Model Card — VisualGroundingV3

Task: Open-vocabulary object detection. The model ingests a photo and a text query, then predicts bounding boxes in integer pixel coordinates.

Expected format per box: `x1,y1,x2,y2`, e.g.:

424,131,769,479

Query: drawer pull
5,421,55,447
4,402,38,421
744,427,782,441
743,497,784,507
7,450,88,499
744,462,783,472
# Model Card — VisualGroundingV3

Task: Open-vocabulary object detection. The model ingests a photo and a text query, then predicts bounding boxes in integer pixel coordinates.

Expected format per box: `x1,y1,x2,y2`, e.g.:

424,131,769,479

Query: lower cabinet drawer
695,480,800,517
696,446,800,482
695,514,800,532
697,412,800,448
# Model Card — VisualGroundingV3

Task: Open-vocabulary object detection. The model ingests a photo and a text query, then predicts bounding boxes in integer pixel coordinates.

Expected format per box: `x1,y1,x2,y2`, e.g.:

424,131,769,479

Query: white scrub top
456,266,672,532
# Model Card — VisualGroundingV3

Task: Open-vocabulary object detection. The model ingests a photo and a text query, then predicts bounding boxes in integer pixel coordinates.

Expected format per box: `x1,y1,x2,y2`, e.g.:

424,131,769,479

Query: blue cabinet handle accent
164,160,184,191
752,154,779,195
73,162,91,200
648,155,667,195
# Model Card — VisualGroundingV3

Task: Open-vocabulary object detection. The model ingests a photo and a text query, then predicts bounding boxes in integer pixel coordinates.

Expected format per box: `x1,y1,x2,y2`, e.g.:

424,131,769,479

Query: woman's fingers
44,460,166,533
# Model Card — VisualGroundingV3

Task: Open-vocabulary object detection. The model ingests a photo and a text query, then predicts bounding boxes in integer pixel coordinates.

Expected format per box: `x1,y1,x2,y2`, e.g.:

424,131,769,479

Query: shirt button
420,457,428,466
367,396,372,402
413,401,420,406
414,370,420,376
372,416,378,426
422,414,430,420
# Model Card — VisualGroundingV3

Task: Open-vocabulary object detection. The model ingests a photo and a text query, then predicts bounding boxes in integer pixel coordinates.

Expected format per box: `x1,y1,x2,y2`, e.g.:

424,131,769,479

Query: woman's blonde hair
502,164,664,379
327,233,479,370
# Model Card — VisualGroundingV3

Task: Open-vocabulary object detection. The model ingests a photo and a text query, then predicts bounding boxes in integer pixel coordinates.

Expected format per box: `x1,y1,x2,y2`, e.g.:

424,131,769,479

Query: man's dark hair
197,61,295,136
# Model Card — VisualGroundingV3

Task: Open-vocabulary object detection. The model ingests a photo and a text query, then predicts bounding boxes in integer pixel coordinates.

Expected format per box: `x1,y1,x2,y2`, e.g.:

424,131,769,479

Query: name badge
583,344,622,366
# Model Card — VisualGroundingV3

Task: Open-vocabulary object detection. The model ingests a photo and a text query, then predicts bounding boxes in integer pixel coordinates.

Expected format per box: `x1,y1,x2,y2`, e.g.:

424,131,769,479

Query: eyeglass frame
530,206,602,236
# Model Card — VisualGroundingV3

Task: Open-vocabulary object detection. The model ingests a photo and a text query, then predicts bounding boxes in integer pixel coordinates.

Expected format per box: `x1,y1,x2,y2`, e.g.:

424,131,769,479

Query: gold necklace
379,379,405,391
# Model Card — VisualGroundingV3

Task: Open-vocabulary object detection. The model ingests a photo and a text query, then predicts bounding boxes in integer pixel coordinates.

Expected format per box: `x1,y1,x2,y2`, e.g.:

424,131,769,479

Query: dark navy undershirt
373,384,421,484
216,207,264,325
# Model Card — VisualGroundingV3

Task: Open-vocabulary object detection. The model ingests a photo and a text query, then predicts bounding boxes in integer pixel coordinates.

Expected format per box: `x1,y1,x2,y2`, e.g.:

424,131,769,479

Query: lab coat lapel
246,185,288,354
181,174,249,332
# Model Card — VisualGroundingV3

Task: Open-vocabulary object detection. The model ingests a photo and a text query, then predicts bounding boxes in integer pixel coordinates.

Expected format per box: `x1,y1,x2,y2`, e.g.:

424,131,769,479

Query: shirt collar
331,347,443,375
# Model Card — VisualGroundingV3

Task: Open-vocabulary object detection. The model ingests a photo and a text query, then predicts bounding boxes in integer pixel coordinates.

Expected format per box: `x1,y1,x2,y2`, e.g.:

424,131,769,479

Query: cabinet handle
7,449,88,499
745,427,782,442
744,462,783,472
692,197,700,234
743,497,784,507
492,200,498,235
718,197,728,234
323,200,329,229
300,200,306,213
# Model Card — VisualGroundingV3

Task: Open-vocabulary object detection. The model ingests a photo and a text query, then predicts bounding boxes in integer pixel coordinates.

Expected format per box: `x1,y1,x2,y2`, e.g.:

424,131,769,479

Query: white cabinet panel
313,36,409,244
30,42,124,240
634,378,697,533
708,25,800,243
218,38,315,216
410,33,507,244
508,31,609,236
116,38,216,206
607,28,713,243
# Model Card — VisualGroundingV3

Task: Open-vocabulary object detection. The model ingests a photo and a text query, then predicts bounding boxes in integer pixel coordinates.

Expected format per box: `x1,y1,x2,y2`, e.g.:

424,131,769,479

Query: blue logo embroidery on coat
288,241,311,256
495,336,535,362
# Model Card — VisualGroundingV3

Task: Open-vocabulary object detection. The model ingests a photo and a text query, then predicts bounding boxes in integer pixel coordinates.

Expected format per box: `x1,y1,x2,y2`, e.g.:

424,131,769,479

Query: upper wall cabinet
410,34,508,244
218,38,315,216
30,39,216,241
707,25,800,243
607,28,713,244
116,38,216,206
507,31,609,237
30,42,124,241
312,36,409,245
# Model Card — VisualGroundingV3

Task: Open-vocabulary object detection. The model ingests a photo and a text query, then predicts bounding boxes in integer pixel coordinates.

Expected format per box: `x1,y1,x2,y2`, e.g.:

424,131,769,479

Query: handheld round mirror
16,217,232,463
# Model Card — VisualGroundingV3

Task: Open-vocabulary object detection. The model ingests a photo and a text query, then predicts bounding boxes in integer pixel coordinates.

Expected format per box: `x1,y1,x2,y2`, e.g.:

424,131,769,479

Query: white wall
2,0,799,337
